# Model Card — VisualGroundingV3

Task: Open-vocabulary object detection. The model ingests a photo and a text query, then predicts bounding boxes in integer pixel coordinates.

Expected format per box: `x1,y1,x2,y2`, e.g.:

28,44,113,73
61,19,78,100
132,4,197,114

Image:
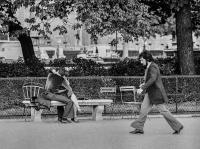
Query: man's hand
63,76,70,85
67,89,73,97
77,108,82,112
139,83,145,88
137,88,143,94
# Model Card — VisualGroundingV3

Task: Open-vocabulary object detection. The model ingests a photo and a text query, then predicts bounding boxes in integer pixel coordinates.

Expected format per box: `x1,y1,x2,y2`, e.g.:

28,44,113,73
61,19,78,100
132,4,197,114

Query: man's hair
138,50,154,62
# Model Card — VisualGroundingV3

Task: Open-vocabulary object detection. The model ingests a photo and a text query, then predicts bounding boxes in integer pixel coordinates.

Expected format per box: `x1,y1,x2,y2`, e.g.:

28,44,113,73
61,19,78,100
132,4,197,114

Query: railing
0,76,200,118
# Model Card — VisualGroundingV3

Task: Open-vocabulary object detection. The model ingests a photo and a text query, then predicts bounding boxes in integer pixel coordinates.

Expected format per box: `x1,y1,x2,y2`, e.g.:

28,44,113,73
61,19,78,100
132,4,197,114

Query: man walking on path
130,50,183,134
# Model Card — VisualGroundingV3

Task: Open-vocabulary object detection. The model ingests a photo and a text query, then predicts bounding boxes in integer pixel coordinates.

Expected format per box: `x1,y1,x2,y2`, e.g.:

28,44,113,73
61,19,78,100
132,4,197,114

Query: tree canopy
74,0,163,42
139,0,200,74
1,0,200,75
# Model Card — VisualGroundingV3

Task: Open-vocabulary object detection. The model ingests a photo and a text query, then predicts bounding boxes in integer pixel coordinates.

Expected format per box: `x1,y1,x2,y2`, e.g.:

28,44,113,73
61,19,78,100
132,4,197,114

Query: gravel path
0,117,199,149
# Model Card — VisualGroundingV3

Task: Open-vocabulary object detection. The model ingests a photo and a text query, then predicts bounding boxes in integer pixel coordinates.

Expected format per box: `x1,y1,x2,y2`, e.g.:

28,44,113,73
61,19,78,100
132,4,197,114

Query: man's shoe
129,129,144,134
60,118,72,123
71,118,79,123
173,126,184,134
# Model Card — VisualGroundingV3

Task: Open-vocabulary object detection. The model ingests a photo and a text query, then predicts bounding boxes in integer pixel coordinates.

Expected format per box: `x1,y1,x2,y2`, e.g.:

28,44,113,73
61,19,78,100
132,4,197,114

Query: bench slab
23,99,113,122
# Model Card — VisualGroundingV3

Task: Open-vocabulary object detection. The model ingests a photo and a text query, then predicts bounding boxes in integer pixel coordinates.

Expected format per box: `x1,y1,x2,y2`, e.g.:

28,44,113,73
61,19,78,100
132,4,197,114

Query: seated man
55,68,81,112
44,68,79,123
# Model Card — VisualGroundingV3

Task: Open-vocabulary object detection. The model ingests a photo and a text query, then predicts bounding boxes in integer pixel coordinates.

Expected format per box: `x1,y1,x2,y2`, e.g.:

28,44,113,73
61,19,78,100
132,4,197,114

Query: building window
172,31,176,41
46,50,55,58
128,51,139,57
150,51,163,57
76,30,80,45
47,41,51,45
9,36,17,41
106,49,110,53
106,49,110,56
172,42,177,46
166,51,175,57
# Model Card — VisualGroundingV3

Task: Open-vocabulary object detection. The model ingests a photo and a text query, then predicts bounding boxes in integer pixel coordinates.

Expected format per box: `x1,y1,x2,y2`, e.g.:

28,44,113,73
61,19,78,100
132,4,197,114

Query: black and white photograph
0,0,200,149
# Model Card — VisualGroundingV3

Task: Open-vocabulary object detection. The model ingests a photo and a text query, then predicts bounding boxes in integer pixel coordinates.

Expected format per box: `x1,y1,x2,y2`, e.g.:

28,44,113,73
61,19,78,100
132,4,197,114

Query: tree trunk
8,21,36,65
8,21,46,76
176,2,195,75
18,33,36,64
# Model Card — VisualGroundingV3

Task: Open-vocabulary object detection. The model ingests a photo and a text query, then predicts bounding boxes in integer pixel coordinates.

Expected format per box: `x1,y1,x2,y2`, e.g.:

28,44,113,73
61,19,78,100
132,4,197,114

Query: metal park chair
100,87,117,119
119,86,141,119
22,82,44,121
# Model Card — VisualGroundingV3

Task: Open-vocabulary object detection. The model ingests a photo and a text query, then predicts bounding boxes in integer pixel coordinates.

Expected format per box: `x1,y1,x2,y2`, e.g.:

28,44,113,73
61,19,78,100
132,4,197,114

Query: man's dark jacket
141,62,168,105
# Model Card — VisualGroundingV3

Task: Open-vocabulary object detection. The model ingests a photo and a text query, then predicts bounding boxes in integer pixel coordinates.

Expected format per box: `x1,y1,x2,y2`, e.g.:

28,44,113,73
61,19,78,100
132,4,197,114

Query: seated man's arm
45,73,51,90
62,79,73,97
62,78,81,111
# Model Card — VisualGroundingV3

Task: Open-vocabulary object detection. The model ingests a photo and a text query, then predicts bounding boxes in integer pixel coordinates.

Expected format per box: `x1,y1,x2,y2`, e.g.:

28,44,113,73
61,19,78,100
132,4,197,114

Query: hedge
0,56,200,77
0,76,200,111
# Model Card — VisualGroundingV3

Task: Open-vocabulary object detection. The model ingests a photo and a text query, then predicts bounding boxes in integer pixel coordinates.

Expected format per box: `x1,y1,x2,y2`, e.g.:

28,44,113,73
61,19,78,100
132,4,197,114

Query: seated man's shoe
173,126,184,134
129,129,144,134
71,118,79,123
58,117,62,122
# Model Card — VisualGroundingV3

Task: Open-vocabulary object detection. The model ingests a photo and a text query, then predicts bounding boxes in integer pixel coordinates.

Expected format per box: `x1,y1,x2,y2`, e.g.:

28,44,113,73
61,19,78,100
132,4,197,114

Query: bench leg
92,105,104,121
31,107,43,122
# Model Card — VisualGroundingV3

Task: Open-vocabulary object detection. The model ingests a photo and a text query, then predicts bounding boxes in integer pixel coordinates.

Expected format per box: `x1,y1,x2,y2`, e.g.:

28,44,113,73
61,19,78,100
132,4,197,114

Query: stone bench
23,99,113,122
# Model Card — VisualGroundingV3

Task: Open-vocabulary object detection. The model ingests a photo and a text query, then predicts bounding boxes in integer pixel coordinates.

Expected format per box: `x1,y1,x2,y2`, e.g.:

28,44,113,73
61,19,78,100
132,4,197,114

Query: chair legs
123,104,141,119
23,106,26,121
122,103,127,119
110,103,115,120
109,103,142,120
110,103,124,120
23,106,28,122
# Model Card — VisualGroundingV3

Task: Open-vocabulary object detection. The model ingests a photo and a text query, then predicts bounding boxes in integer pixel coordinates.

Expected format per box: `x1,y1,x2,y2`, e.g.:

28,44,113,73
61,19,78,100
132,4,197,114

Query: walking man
130,50,183,134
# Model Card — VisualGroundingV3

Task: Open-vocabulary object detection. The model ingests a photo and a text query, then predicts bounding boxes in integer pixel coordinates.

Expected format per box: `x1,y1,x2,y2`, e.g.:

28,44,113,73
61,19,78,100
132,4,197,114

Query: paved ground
0,116,200,149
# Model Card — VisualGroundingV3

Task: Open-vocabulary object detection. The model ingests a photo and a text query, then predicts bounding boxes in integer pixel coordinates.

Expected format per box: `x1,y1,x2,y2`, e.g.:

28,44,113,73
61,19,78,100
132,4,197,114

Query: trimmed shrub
0,58,47,78
69,58,109,76
108,58,145,76
0,56,199,77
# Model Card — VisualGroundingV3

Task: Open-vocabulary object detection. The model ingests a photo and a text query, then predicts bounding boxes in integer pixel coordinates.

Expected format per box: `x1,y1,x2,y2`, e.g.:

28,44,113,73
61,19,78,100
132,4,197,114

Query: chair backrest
100,87,117,101
119,86,136,92
119,86,137,102
100,87,116,93
22,82,44,100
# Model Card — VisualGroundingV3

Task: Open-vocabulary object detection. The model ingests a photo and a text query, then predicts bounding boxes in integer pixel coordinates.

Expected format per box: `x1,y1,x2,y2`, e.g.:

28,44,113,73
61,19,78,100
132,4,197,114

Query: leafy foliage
74,0,161,42
0,0,38,67
109,58,145,76
1,0,200,75
0,57,47,77
25,56,47,77
0,56,190,77
49,58,70,67
70,58,109,76
139,0,200,33
155,57,180,75
138,0,200,74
